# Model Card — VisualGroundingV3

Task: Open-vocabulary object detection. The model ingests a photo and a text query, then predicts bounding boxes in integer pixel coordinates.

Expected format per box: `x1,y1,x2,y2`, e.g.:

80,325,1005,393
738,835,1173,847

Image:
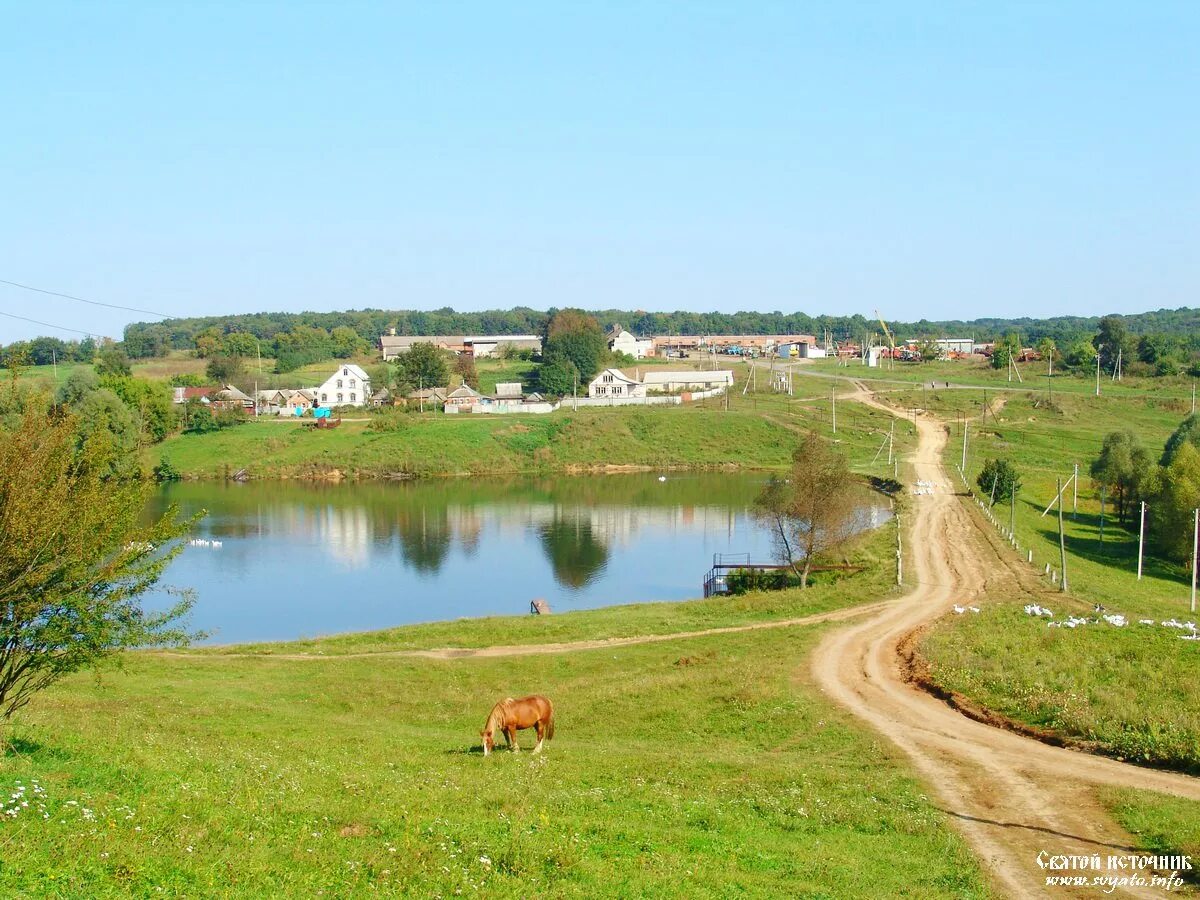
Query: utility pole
1072,463,1078,520
832,387,837,433
1137,500,1146,580
1057,477,1069,592
1095,347,1102,397
1010,483,1016,538
1192,508,1198,614
51,349,57,382
961,418,968,471
1193,382,1196,416
887,419,894,466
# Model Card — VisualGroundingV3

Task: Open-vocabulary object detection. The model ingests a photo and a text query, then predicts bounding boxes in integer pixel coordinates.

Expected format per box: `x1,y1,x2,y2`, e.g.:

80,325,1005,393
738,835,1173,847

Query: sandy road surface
811,384,1200,898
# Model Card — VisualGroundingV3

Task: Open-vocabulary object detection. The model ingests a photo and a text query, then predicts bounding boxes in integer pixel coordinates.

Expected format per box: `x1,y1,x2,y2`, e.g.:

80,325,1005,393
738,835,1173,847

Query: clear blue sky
2,2,1196,342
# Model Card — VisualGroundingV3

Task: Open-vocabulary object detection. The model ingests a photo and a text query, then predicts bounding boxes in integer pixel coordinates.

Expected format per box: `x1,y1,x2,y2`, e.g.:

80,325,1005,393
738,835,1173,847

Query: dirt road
811,385,1200,898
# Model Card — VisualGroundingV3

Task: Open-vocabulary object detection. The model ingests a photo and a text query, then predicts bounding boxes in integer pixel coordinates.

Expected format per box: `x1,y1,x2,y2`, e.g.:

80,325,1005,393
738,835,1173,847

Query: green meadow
0,554,991,899
151,361,916,480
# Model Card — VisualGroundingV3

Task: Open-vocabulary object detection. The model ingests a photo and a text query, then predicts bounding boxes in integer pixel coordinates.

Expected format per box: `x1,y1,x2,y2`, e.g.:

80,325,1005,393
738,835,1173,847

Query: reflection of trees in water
395,507,453,573
537,511,610,589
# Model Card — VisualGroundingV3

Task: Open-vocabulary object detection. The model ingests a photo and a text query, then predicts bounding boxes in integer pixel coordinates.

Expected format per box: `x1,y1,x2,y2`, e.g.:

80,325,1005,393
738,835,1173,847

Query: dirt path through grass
156,600,897,661
810,380,1200,898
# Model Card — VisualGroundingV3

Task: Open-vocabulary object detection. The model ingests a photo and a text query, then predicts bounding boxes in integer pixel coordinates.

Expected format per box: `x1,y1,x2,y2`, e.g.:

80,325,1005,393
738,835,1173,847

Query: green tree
95,345,132,377
1035,337,1057,365
0,401,198,732
74,389,142,477
754,432,858,588
55,368,100,407
100,376,177,443
1093,315,1134,370
1090,430,1152,525
330,326,365,358
1162,414,1200,467
976,458,1021,505
914,337,941,362
206,354,246,384
538,357,579,396
542,309,606,383
1063,339,1097,368
454,354,479,390
989,333,1020,370
1148,443,1200,564
393,343,449,391
222,332,260,359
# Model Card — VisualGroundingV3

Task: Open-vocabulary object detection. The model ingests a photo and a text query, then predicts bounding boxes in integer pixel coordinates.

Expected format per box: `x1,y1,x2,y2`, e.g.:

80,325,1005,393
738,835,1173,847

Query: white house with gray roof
316,363,371,407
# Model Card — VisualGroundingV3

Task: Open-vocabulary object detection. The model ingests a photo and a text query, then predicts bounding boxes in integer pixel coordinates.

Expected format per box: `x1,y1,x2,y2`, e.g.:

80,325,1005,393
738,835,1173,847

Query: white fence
569,387,726,409
468,401,560,415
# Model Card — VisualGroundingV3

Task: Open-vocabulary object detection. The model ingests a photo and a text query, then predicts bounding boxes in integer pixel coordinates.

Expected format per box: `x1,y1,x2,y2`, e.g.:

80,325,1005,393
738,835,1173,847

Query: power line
0,278,170,319
0,310,114,340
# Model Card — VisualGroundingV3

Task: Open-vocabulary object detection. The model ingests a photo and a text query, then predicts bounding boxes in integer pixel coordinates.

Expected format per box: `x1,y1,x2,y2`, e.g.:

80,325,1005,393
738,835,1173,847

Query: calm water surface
143,474,890,644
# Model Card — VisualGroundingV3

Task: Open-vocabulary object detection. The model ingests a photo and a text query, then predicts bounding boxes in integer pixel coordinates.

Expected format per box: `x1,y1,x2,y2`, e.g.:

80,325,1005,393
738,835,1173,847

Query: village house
640,370,734,393
379,331,541,361
368,387,393,407
587,369,645,398
316,363,371,407
607,324,654,359
443,383,484,412
407,386,449,408
172,386,214,404
210,384,255,411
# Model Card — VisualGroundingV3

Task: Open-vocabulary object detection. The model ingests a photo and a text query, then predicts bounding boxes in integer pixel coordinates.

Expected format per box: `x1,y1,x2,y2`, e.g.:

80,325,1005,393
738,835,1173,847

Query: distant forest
118,305,1200,359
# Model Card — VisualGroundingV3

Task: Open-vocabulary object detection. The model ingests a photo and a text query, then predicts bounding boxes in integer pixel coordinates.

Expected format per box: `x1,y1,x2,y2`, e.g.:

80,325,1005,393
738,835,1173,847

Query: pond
143,473,892,644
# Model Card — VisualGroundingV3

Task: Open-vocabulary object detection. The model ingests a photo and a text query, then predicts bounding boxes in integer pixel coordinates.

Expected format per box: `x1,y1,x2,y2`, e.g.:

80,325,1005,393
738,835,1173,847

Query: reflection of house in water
317,505,372,569
447,506,484,557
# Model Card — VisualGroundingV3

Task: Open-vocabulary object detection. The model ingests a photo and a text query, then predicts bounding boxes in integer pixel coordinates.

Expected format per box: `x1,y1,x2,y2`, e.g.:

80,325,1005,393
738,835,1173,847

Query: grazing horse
480,695,555,756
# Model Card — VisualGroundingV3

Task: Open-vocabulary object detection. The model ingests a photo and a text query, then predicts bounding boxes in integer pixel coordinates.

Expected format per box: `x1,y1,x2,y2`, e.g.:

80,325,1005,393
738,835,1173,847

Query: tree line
1089,416,1200,564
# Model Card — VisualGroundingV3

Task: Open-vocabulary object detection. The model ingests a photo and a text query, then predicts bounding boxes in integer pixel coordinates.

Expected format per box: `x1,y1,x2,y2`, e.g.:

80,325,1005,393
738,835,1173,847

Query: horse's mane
484,698,514,732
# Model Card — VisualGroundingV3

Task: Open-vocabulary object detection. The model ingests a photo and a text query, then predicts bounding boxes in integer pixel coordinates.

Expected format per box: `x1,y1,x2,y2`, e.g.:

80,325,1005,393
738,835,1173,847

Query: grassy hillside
0,567,990,898
151,364,917,480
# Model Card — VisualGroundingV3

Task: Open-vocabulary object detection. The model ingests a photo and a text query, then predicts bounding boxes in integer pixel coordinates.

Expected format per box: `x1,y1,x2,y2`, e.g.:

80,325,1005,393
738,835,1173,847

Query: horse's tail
546,701,555,741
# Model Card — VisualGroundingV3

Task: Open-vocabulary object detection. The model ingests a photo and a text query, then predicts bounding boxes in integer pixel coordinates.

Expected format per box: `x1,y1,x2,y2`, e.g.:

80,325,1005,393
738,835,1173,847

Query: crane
875,309,895,369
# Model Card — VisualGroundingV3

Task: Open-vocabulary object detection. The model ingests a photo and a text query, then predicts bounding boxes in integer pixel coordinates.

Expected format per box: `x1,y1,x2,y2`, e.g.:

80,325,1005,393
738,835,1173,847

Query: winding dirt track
812,384,1200,898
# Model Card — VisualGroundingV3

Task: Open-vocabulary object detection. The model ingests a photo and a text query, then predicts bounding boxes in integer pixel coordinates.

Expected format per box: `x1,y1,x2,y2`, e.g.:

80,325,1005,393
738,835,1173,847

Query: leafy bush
725,568,790,594
367,413,410,433
153,456,182,482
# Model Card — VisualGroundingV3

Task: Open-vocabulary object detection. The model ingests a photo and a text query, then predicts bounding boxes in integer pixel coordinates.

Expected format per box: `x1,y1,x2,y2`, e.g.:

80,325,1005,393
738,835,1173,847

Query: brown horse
480,695,555,756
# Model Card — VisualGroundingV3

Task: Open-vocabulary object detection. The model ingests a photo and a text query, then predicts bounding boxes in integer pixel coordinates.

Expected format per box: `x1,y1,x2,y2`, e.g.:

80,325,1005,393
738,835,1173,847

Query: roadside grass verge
1102,788,1200,877
921,599,1200,772
0,624,988,897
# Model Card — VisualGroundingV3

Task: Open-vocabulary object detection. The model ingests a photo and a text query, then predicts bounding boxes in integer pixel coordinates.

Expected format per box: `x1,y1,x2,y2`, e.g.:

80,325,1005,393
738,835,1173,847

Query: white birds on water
187,538,223,549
